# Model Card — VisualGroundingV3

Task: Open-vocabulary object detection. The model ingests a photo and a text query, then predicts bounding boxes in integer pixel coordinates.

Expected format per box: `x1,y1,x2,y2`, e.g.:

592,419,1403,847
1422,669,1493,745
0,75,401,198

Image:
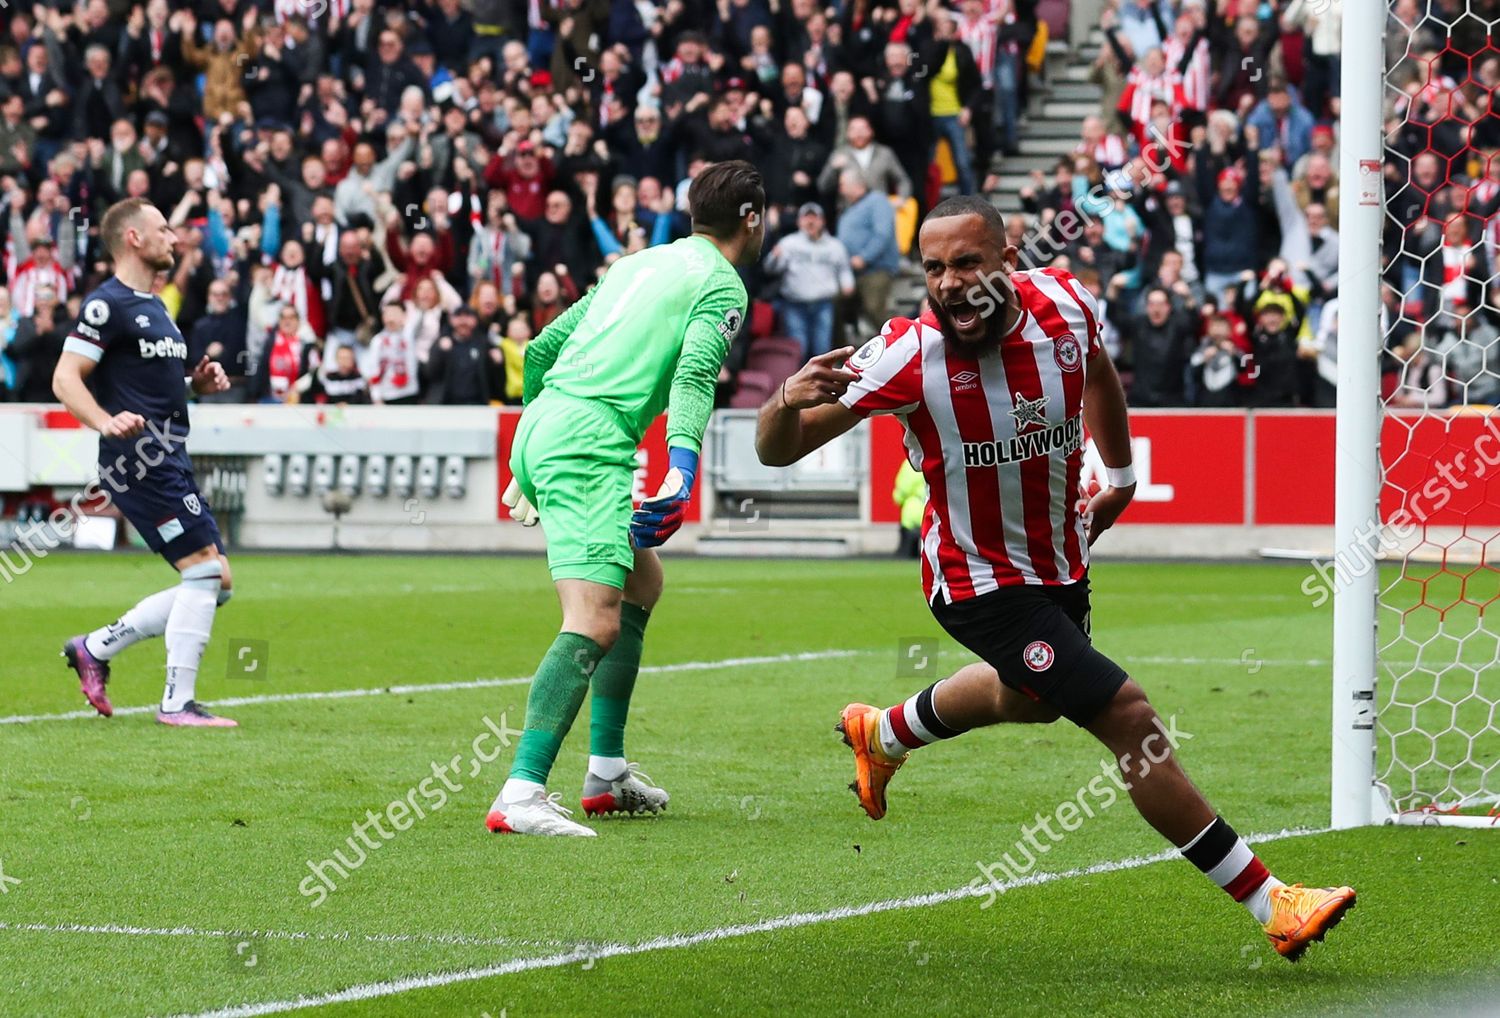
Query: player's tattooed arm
754,348,862,467
52,353,146,438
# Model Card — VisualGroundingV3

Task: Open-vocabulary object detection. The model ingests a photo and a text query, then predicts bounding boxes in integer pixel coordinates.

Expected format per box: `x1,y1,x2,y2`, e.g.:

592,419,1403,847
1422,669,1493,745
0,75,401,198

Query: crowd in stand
0,0,1492,411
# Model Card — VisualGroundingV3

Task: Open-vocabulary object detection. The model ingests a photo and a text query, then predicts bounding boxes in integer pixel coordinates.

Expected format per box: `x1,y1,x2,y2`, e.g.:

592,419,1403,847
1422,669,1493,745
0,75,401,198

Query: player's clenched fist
190,355,230,395
100,411,147,439
780,346,860,409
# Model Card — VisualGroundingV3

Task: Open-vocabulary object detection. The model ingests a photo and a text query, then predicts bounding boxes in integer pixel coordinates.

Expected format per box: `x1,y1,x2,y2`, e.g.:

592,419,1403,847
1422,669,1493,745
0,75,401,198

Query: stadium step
1040,101,1102,120
1025,118,1093,139
1049,81,1104,102
992,173,1040,193
1019,136,1081,157
992,153,1064,174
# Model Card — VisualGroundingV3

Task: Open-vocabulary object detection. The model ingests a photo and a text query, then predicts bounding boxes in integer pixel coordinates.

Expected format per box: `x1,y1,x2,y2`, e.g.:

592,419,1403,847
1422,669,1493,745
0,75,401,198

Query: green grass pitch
2,554,1497,1017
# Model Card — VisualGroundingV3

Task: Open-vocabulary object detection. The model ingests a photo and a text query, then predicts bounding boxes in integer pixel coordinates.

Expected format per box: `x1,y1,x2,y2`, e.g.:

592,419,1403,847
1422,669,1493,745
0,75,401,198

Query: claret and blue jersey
63,276,221,561
64,276,194,472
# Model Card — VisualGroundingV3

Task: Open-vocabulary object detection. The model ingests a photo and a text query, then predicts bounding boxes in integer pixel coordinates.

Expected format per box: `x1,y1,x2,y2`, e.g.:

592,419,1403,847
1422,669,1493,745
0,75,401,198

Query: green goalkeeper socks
509,632,607,784
588,602,650,759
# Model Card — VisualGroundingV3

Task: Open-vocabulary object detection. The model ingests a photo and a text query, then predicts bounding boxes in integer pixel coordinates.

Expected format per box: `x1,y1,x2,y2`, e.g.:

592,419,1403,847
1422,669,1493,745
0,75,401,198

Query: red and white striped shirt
1078,134,1129,169
10,259,71,316
1120,68,1186,136
1163,35,1211,111
957,13,998,84
840,268,1104,604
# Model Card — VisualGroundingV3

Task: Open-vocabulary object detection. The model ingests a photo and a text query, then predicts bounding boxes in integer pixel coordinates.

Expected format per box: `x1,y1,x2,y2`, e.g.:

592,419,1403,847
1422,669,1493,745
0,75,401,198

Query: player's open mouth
946,302,982,331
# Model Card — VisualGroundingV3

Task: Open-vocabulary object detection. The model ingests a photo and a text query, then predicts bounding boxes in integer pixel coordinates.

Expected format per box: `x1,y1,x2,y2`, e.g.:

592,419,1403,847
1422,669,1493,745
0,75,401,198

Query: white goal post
1332,0,1500,830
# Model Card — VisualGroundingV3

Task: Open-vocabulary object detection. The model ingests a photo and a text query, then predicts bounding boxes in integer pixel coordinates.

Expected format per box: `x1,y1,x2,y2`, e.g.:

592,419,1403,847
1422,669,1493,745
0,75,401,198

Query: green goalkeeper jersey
522,236,748,455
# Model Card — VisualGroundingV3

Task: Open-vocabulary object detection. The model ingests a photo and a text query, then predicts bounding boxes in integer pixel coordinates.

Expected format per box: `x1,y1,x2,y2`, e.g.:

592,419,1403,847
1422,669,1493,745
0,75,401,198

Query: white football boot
580,763,670,817
486,789,597,837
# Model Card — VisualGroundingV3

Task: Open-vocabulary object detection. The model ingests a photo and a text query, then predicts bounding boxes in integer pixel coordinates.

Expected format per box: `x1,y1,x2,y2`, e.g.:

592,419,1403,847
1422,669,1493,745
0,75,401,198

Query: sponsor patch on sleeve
717,307,744,340
849,336,884,373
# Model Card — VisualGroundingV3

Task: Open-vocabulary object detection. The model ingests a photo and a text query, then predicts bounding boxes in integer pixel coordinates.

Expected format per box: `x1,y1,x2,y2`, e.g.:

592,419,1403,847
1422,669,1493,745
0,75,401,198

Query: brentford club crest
1054,333,1082,373
1023,640,1055,672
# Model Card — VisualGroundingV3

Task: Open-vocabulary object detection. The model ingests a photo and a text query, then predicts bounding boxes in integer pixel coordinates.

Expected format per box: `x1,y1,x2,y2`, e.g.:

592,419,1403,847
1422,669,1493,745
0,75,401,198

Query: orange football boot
835,703,907,820
1263,883,1357,962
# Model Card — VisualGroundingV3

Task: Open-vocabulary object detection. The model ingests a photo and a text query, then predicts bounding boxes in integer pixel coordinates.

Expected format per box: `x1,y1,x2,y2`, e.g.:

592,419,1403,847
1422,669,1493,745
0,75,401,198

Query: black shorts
930,580,1128,726
106,458,224,564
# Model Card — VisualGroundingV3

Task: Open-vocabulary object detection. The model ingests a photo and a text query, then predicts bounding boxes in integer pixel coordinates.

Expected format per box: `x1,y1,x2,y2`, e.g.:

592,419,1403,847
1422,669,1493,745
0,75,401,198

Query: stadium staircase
886,27,1106,314
702,30,1105,555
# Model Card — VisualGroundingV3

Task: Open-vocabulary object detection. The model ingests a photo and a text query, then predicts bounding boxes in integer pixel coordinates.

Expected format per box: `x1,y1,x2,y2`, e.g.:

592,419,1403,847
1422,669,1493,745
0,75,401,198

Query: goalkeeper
486,161,765,838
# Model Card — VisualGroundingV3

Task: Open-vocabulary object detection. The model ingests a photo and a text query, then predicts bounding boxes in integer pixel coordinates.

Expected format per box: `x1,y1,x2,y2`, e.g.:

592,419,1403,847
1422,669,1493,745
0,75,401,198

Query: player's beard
930,291,1009,356
147,249,176,272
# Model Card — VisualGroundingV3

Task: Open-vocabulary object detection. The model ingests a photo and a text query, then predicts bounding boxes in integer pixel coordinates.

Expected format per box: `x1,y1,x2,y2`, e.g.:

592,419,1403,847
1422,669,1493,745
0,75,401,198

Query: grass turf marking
0,920,583,952
0,650,861,726
170,826,1330,1018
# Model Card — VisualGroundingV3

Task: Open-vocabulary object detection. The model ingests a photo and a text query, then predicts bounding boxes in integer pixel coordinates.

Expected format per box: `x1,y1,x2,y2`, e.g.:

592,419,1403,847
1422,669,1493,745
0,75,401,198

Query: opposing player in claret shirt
53,198,238,728
756,196,1355,963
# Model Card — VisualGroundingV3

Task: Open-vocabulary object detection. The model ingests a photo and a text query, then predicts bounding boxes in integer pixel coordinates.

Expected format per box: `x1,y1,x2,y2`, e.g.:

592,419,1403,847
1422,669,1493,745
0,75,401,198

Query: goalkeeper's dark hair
688,160,764,241
926,195,1007,242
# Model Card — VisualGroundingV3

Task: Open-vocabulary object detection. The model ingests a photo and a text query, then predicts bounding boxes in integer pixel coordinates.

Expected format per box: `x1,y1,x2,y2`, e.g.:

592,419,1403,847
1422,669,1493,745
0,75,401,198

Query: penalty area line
173,826,1332,1018
0,650,861,726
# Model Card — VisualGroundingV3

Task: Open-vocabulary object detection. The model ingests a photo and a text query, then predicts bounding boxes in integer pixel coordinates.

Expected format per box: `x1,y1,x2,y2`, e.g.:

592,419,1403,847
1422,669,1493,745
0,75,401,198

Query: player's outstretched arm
1081,350,1137,546
755,348,863,467
52,352,146,439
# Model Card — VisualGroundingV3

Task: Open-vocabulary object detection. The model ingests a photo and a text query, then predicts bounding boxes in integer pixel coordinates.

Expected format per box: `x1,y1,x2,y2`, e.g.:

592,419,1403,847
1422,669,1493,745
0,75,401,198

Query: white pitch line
0,920,583,952
0,650,861,726
173,826,1331,1018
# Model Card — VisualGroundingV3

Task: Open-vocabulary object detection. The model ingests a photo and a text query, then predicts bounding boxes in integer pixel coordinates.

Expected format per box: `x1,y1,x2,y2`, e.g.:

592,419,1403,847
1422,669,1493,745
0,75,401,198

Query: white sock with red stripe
876,681,964,758
1179,816,1283,924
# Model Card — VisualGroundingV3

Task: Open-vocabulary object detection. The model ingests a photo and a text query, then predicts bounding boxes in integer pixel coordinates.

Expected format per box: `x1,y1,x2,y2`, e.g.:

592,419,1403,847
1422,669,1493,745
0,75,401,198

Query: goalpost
1332,0,1500,829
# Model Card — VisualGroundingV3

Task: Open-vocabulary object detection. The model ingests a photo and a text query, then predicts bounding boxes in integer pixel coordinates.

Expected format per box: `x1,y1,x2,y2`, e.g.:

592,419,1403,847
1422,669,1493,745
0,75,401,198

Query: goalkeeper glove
630,447,698,549
502,476,540,526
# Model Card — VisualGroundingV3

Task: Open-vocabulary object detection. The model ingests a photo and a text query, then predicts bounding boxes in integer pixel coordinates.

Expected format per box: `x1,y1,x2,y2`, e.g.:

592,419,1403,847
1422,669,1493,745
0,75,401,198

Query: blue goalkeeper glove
630,447,698,549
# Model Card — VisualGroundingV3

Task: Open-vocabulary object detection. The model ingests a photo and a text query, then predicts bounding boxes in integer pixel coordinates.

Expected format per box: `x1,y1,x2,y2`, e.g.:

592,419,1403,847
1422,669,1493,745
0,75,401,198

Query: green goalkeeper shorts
510,391,640,589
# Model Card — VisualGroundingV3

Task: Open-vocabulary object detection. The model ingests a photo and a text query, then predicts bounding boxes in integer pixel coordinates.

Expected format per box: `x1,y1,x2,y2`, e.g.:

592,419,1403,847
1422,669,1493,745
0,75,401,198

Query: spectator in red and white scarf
270,239,326,338
9,237,71,317
466,190,531,298
253,304,322,404
359,303,421,405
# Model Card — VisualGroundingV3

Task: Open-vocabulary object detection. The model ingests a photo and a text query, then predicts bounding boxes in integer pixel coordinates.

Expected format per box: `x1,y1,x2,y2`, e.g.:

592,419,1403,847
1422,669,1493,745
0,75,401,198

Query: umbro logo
951,370,979,391
135,314,151,329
